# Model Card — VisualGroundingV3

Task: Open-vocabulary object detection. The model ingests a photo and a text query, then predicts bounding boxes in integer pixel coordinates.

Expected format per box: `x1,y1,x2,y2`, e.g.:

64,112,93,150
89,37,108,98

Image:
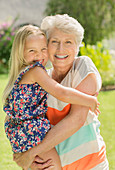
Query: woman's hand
30,156,54,170
13,149,54,170
13,148,36,170
4,115,10,123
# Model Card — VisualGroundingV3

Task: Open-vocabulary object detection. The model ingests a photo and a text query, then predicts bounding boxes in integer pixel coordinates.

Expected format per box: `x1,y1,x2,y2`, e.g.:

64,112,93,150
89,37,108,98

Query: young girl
3,25,99,170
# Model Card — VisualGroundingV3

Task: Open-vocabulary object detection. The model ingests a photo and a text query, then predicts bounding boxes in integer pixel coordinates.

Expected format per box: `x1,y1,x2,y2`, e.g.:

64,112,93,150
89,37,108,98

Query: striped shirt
47,56,109,170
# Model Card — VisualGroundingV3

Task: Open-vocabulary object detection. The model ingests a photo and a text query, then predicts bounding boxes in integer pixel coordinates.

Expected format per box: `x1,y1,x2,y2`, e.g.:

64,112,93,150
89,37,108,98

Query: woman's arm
28,73,99,155
14,105,89,170
14,73,99,169
32,67,98,112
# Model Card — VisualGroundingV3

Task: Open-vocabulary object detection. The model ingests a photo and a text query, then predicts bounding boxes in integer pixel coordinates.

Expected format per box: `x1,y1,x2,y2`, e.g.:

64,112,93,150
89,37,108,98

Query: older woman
14,14,109,170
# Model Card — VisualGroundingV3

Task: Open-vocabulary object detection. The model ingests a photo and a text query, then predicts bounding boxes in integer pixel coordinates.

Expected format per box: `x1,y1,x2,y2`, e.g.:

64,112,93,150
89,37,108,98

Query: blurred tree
45,0,115,44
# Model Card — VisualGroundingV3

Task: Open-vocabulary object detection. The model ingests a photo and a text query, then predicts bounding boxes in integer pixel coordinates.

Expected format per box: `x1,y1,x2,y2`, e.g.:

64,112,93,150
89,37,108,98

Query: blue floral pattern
4,62,50,153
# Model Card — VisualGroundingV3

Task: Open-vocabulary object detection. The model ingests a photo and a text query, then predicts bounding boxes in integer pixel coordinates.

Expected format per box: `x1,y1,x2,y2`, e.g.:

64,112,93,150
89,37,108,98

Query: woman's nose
57,42,64,51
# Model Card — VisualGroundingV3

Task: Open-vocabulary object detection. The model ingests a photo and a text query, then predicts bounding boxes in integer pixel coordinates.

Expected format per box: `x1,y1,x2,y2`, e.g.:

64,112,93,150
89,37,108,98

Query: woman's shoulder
75,55,92,63
73,56,90,70
72,56,102,90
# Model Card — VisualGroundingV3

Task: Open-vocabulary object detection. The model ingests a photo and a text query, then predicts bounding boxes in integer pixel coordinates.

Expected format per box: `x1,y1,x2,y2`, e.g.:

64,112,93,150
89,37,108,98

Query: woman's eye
52,40,58,43
66,41,71,44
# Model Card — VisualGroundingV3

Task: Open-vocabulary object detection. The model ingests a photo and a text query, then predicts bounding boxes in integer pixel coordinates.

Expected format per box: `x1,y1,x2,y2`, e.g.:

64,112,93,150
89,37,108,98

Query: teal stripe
56,123,96,156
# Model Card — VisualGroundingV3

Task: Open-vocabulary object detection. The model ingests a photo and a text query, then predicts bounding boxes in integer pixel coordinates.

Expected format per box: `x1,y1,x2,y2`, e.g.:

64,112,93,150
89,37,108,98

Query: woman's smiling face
48,28,78,69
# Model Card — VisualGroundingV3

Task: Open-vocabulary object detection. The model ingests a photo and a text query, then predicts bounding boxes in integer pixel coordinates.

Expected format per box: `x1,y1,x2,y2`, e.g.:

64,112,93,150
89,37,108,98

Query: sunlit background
0,0,115,169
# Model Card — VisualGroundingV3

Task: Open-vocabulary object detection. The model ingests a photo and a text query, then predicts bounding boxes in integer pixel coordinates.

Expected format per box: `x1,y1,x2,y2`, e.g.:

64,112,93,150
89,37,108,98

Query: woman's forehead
49,28,75,40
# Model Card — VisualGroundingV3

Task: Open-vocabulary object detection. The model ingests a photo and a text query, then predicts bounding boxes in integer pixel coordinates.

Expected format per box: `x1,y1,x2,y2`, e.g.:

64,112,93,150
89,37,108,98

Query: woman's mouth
54,55,68,59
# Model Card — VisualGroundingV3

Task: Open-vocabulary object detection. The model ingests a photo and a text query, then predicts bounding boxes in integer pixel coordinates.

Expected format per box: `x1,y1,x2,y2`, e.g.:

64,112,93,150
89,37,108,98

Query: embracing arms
29,72,99,154
13,72,99,169
31,66,98,112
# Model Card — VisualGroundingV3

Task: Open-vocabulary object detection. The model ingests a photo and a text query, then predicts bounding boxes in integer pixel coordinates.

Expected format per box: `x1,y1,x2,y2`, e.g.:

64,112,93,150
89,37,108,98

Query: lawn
0,74,115,170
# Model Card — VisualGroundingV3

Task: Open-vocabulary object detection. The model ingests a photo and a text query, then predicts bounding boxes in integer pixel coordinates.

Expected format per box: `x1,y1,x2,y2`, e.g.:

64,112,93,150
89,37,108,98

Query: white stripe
84,110,99,126
47,94,68,111
60,140,105,167
91,158,109,170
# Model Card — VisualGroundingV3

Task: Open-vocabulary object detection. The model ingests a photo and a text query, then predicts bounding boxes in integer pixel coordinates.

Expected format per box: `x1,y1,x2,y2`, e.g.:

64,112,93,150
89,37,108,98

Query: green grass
98,90,115,169
0,74,20,170
0,74,115,170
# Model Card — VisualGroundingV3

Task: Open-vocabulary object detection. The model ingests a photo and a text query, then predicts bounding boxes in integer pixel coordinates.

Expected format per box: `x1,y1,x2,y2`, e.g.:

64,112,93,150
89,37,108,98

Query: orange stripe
46,104,71,125
62,145,106,170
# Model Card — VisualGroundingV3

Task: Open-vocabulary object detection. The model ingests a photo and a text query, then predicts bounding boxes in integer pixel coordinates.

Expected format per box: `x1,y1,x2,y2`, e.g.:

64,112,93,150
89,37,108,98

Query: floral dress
4,62,51,153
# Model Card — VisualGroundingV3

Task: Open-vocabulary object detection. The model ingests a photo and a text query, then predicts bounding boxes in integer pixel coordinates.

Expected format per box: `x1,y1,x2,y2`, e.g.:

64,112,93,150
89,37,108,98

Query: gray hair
41,14,84,47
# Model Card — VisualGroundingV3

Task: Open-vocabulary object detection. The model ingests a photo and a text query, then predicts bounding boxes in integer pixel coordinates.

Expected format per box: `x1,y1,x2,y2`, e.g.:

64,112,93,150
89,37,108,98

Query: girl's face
24,34,48,66
48,28,78,70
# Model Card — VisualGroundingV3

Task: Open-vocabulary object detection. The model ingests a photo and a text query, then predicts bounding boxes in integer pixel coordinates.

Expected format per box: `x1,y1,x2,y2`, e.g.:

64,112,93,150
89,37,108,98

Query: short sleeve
72,56,102,92
15,62,46,84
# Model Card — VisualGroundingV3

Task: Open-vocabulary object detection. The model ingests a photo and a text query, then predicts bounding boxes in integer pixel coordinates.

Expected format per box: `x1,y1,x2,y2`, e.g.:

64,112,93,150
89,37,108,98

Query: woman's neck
52,64,72,83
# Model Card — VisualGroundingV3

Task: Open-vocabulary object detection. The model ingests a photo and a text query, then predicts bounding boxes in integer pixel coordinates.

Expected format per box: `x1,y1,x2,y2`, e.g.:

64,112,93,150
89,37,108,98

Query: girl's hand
89,101,100,116
90,91,101,115
93,102,101,116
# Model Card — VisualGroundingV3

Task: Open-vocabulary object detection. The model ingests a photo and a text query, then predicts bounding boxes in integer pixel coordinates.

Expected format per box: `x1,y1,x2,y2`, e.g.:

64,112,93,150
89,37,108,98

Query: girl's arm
32,73,99,154
31,66,98,112
27,72,99,155
13,73,100,169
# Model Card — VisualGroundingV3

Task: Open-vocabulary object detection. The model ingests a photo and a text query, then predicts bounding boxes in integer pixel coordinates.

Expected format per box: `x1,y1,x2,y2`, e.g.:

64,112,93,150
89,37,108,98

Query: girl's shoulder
15,62,46,85
23,61,46,75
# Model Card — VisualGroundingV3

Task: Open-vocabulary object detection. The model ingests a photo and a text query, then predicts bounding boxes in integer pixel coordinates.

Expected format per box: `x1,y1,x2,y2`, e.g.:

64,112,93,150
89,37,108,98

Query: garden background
0,0,115,169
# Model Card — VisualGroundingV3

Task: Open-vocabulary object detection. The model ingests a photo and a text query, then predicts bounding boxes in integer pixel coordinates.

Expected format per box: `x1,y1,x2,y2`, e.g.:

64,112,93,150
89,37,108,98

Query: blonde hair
3,25,45,104
41,14,84,47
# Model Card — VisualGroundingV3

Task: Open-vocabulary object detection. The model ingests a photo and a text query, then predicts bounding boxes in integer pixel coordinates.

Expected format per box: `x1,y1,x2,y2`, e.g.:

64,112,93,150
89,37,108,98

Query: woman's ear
76,48,79,56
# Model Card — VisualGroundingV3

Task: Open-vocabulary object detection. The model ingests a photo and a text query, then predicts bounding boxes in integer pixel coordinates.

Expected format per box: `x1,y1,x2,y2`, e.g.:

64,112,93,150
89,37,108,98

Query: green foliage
80,42,114,86
45,0,115,44
80,42,111,72
0,17,18,73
